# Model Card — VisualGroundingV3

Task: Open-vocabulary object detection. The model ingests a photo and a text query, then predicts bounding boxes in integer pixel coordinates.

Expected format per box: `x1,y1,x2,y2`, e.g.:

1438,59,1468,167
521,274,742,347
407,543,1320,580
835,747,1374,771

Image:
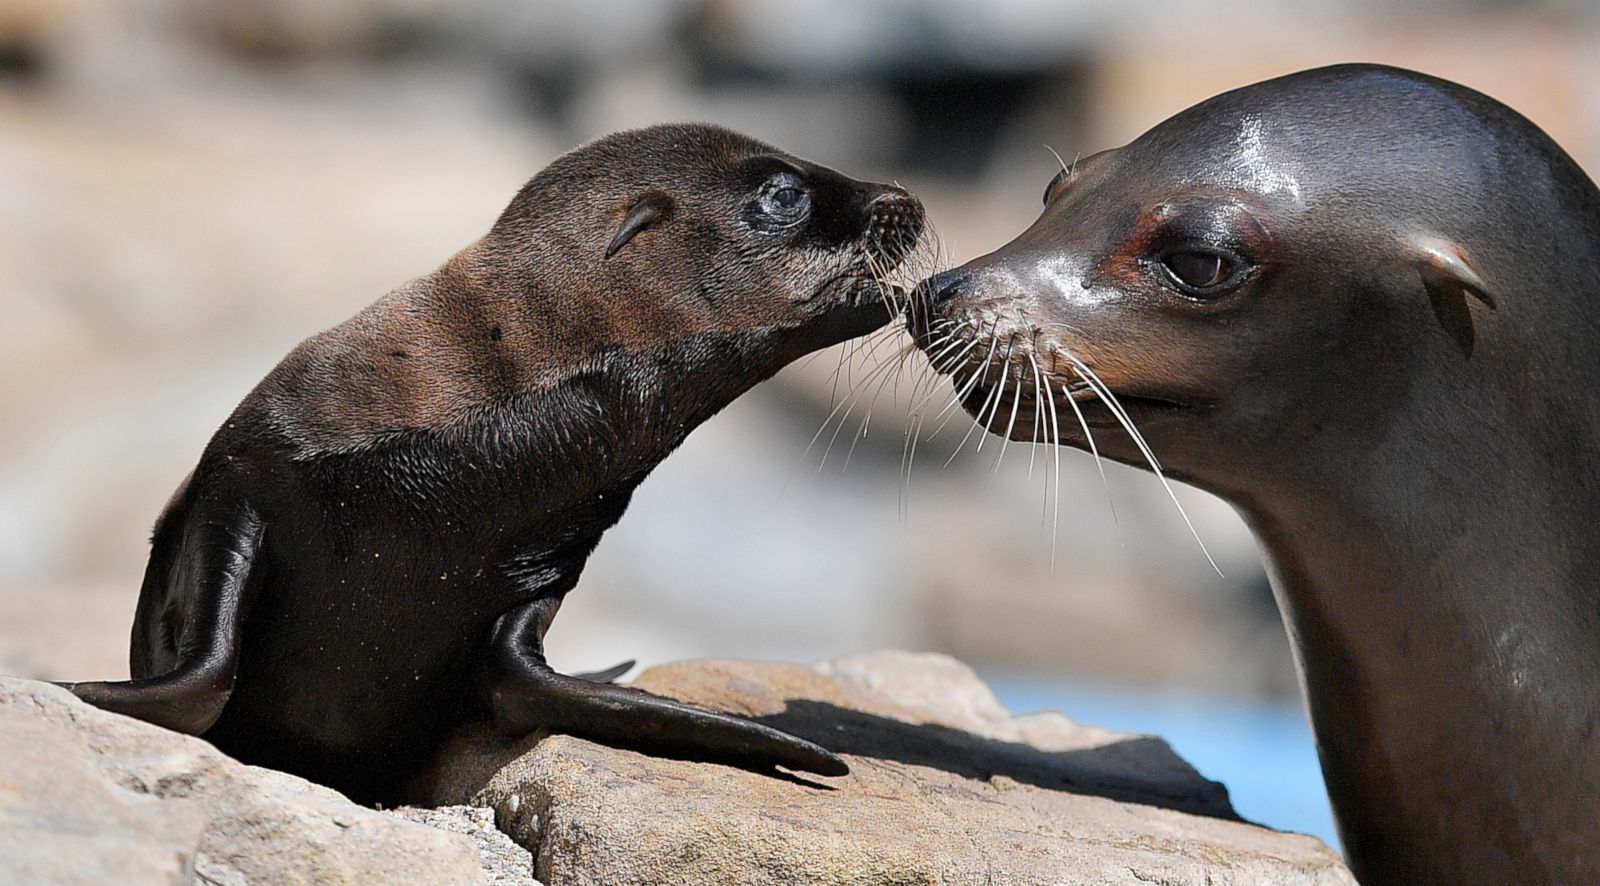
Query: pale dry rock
0,677,488,885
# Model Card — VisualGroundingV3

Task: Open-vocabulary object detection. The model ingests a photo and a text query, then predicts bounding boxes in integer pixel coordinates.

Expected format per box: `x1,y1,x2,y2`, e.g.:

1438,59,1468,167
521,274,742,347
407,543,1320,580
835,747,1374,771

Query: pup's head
492,124,925,366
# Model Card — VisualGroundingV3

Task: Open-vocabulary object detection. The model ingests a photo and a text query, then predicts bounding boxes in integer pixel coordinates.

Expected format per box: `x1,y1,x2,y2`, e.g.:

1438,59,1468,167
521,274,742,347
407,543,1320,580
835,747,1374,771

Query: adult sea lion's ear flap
1408,235,1497,358
605,192,674,259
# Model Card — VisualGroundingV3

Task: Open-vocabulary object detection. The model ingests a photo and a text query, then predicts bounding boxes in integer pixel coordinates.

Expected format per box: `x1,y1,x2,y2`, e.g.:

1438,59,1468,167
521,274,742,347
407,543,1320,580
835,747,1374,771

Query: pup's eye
771,186,806,210
1160,250,1237,293
757,174,810,223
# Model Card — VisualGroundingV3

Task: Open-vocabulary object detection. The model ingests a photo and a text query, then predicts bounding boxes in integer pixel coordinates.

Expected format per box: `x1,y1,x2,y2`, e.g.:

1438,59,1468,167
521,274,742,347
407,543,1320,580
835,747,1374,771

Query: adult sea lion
912,65,1599,884
63,123,925,802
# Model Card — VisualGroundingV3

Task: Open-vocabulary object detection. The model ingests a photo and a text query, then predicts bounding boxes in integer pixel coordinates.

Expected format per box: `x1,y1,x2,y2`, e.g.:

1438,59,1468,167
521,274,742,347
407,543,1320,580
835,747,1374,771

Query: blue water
984,673,1340,852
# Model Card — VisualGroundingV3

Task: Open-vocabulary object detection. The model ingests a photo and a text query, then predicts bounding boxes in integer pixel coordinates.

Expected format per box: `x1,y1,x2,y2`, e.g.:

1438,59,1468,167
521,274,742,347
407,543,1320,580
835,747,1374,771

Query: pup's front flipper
59,500,264,735
487,597,848,777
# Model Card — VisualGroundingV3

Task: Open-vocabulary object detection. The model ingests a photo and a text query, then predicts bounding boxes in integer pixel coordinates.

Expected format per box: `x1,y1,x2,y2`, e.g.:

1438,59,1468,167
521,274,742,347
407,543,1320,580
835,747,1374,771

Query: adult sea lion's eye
1161,250,1234,292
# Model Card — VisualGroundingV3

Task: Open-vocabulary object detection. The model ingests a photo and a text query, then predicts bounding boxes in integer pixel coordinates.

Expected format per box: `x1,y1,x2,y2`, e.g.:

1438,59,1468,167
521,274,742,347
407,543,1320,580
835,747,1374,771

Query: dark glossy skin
914,65,1600,884
63,124,924,802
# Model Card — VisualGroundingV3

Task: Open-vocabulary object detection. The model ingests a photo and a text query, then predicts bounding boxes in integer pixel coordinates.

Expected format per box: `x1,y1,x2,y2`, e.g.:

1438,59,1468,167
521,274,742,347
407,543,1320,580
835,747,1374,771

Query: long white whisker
976,337,1017,455
797,339,909,466
946,370,1001,467
901,344,957,486
1063,355,1221,576
1055,375,1116,525
993,362,1025,473
844,341,918,470
920,322,973,373
928,361,984,440
1065,356,1164,473
975,366,1009,454
900,313,963,490
923,325,993,431
822,341,914,470
1044,144,1071,175
1043,367,1063,570
1027,352,1044,480
938,329,1002,460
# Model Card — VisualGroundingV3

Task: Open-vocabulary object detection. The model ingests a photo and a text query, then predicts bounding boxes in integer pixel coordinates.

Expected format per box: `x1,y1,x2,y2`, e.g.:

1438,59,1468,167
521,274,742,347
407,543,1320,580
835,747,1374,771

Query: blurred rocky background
3,0,1597,850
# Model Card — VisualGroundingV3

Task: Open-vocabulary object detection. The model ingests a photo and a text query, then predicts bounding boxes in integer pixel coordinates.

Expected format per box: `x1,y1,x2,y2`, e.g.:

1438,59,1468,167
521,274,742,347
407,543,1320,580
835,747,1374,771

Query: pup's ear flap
1408,235,1496,358
605,192,674,259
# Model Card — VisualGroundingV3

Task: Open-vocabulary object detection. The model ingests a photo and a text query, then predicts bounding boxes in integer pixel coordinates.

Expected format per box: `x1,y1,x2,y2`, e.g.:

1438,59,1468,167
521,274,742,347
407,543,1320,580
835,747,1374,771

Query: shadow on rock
417,700,1237,824
753,699,1240,820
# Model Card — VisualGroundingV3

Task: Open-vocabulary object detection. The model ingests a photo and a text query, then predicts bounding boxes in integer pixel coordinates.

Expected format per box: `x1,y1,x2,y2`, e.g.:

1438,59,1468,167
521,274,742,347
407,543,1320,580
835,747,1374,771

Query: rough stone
422,651,1354,886
386,805,540,886
0,677,488,885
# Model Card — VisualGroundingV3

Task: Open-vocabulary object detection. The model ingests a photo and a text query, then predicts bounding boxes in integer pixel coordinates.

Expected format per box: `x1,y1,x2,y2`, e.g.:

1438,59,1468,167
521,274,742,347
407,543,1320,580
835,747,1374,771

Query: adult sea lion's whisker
902,332,974,481
1063,355,1164,473
1044,364,1064,568
925,338,977,385
1056,375,1116,525
1024,350,1049,479
911,327,974,412
921,324,985,435
1063,356,1221,576
945,362,1002,467
976,338,1018,455
917,334,960,378
899,365,944,514
927,327,978,377
994,362,1025,473
1045,144,1071,176
926,365,977,440
929,358,988,438
931,323,1000,431
978,366,1010,455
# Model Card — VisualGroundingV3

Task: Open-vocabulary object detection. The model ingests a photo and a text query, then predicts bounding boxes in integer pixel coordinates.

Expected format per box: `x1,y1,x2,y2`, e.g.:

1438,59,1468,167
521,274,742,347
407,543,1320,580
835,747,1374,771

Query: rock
386,806,539,886
0,677,488,885
2,654,1349,884
422,651,1354,885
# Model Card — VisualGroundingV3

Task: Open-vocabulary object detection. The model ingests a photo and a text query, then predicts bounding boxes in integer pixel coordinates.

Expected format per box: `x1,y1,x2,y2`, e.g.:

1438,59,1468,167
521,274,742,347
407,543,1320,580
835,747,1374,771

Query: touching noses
923,269,973,310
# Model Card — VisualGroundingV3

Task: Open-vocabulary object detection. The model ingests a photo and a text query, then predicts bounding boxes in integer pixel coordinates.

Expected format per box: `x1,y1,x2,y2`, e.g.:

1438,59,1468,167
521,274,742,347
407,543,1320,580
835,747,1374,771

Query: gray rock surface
387,805,540,886
422,651,1355,886
0,677,488,885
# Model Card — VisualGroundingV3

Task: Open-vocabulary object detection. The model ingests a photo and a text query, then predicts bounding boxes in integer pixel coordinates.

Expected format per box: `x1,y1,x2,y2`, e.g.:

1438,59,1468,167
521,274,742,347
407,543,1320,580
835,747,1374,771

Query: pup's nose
866,187,925,266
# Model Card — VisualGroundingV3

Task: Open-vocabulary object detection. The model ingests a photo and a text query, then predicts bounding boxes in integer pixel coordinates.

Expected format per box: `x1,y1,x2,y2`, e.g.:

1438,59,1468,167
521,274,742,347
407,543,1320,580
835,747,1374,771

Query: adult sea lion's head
906,64,1591,504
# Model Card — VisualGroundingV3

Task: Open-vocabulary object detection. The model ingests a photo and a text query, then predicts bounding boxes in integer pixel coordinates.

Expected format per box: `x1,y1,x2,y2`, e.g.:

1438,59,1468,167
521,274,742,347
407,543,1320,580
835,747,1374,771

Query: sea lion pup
911,65,1599,884
62,123,925,801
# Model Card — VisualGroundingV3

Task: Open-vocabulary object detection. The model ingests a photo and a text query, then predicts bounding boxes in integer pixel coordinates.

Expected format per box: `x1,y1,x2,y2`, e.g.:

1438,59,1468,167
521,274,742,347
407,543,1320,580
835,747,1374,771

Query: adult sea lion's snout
910,223,1202,457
